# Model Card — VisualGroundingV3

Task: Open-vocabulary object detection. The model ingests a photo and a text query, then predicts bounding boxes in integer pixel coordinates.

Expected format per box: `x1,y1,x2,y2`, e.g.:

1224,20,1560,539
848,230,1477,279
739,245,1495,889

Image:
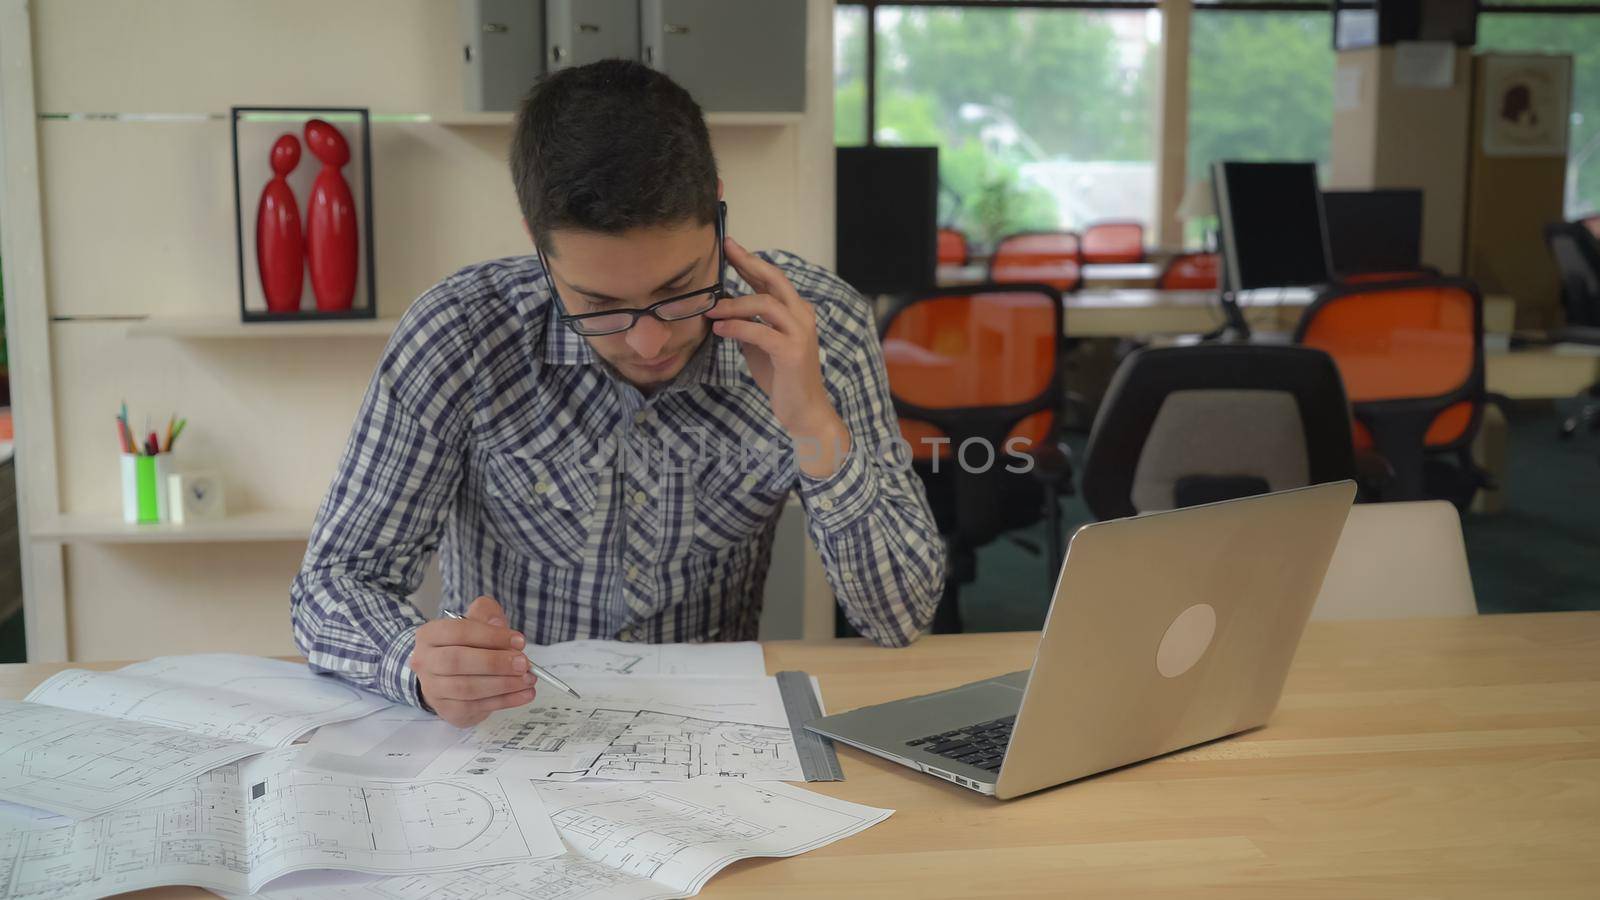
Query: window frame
837,0,1600,238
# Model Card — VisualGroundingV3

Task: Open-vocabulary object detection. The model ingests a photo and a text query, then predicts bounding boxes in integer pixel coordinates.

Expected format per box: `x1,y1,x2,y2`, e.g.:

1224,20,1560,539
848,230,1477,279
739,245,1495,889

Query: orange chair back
1340,268,1440,285
1081,221,1146,264
1156,252,1219,290
988,232,1082,294
937,228,970,267
1295,279,1482,451
880,285,1062,462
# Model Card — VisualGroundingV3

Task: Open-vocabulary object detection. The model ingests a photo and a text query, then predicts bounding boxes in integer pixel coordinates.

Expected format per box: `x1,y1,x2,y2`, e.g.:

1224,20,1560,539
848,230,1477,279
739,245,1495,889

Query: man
291,60,945,727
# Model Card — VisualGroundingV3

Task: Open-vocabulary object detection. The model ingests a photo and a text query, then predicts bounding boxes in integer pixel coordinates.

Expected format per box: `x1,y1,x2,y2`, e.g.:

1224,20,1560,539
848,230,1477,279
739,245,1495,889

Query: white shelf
32,509,315,544
126,316,400,339
431,111,801,127
430,111,514,126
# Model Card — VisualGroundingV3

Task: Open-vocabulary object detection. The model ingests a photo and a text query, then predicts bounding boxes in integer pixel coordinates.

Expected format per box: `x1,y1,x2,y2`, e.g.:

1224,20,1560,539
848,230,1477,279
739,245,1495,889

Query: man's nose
627,315,670,358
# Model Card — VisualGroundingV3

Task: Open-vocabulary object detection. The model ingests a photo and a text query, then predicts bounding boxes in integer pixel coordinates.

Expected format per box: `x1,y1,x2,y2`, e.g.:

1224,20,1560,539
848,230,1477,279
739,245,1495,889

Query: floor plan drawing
0,700,262,819
251,857,669,900
249,782,893,900
543,710,800,782
0,748,563,900
551,790,771,878
540,781,893,893
420,678,805,783
25,654,391,748
529,641,765,679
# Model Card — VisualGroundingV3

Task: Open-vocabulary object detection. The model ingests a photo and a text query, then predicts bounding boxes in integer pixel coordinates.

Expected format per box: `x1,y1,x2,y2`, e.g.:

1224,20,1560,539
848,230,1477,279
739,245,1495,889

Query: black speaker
1334,0,1478,51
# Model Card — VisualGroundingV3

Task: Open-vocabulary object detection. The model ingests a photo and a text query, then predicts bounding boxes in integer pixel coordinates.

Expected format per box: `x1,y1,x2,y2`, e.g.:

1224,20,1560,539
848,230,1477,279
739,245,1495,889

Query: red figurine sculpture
256,133,303,313
304,118,358,311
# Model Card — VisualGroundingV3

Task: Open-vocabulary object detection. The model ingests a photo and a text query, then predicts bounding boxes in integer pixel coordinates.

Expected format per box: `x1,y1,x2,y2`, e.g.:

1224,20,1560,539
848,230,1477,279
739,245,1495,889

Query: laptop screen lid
995,481,1355,799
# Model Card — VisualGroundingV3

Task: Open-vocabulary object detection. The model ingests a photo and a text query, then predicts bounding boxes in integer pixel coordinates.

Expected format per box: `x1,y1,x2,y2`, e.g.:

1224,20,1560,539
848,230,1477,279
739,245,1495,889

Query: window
835,5,869,147
1188,7,1334,182
839,3,1160,248
1479,11,1600,216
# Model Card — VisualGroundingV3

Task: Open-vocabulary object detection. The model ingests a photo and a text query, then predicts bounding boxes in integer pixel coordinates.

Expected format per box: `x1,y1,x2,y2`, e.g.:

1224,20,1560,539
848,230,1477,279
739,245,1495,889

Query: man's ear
522,219,535,245
716,178,724,201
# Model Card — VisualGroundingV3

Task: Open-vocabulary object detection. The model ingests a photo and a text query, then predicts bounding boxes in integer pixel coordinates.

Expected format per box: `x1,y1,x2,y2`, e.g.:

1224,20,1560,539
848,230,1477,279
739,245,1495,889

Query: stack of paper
0,747,562,898
0,643,890,899
251,781,889,900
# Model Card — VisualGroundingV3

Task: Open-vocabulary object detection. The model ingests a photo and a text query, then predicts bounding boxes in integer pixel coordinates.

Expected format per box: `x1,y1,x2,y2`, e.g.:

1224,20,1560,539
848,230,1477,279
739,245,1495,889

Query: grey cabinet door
460,0,544,112
641,0,806,113
546,0,640,70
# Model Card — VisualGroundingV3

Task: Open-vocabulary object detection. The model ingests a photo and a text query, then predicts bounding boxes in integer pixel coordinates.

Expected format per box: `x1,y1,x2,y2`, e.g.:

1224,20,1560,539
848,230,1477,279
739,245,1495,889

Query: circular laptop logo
1157,603,1217,678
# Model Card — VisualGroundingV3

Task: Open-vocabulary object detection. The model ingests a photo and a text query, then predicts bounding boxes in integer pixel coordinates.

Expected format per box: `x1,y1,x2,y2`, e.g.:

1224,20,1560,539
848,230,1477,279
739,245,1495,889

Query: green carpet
959,400,1600,632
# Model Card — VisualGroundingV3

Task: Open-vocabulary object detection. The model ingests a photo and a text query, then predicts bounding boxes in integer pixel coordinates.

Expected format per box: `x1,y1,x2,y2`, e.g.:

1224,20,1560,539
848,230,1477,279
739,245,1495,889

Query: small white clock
167,470,226,524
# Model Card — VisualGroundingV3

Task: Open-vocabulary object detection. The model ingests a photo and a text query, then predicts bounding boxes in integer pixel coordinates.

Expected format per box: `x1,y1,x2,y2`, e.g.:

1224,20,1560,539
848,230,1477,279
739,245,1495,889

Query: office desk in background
3,612,1596,898
936,262,1161,290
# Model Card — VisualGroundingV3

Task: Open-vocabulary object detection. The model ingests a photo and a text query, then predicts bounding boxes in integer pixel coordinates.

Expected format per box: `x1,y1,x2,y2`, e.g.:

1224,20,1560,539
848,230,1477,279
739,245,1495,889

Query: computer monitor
835,146,939,296
1212,161,1332,294
1322,189,1425,277
1334,0,1478,50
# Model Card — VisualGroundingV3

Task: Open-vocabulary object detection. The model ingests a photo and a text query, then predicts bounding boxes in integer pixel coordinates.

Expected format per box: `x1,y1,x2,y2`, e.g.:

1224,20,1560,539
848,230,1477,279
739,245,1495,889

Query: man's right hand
410,595,536,728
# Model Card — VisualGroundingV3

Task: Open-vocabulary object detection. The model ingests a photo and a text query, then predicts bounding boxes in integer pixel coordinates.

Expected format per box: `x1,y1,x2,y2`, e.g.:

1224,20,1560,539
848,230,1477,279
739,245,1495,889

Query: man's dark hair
511,59,719,253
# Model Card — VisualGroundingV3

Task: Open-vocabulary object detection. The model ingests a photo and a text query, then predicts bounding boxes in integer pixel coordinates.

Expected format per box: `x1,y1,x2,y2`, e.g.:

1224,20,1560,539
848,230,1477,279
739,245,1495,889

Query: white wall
12,0,835,660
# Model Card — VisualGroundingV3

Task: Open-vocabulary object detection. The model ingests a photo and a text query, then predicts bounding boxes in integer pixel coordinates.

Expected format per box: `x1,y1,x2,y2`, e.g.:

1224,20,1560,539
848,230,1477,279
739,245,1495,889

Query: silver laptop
804,482,1356,800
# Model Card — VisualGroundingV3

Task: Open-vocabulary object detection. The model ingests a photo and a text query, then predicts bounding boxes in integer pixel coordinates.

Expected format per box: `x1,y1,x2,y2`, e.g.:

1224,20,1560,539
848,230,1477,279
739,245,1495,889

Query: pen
441,609,582,699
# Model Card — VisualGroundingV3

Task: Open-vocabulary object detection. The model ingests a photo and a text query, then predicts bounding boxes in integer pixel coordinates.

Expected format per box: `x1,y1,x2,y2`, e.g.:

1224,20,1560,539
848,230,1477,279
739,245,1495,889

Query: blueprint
0,747,562,899
0,802,65,831
529,641,766,678
25,654,392,748
297,706,461,780
247,781,893,900
0,700,262,818
418,677,806,783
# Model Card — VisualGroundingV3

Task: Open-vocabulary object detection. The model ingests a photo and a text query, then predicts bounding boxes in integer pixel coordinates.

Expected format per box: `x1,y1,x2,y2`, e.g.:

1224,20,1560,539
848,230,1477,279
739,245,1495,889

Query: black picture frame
230,106,377,322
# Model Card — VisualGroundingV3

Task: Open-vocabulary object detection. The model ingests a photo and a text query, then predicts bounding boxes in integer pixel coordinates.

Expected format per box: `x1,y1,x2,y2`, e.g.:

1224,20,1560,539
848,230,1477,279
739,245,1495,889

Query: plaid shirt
290,251,945,706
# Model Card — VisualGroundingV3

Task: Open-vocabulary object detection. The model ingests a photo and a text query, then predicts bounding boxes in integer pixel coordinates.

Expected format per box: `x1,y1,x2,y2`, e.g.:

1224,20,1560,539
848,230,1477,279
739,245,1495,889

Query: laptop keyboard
904,714,1015,773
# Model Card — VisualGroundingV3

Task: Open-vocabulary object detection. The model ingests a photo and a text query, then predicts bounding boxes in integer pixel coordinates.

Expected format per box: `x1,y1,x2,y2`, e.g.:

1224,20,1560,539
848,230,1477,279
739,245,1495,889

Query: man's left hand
706,237,851,478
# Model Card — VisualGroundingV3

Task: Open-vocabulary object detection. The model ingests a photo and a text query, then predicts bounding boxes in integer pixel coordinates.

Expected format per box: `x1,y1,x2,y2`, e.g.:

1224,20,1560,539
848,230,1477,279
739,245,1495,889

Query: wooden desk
935,262,1160,290
1066,290,1518,339
5,612,1597,897
1081,262,1161,288
1066,289,1301,337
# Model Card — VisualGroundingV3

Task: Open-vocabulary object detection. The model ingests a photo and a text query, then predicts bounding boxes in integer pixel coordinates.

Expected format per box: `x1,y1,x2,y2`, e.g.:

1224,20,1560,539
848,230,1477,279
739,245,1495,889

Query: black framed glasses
543,201,728,338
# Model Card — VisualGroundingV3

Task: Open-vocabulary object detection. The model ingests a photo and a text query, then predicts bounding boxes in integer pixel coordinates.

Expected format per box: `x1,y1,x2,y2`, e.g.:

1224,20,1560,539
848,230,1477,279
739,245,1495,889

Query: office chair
988,231,1083,294
937,227,971,267
1337,265,1443,285
877,283,1073,634
1581,214,1600,242
1081,344,1356,521
1081,221,1146,265
1543,220,1600,440
1156,252,1219,291
1311,501,1476,621
1295,277,1488,506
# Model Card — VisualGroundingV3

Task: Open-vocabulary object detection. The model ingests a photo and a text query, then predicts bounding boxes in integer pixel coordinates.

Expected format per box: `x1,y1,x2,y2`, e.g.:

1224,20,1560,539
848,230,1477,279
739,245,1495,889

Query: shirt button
818,497,835,511
633,411,648,425
627,565,640,582
534,481,551,495
633,490,647,507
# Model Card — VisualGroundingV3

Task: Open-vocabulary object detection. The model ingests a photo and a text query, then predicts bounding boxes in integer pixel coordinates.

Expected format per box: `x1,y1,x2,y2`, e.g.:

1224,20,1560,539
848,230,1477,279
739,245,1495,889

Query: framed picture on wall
230,106,376,322
1480,55,1572,159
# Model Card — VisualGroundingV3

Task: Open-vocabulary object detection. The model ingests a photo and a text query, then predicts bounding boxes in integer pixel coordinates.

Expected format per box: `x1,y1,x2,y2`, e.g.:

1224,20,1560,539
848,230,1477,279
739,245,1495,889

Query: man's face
542,221,719,391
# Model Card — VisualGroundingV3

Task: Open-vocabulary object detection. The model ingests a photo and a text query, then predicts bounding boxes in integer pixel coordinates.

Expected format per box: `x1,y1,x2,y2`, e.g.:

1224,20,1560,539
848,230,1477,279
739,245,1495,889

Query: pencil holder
121,453,171,524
